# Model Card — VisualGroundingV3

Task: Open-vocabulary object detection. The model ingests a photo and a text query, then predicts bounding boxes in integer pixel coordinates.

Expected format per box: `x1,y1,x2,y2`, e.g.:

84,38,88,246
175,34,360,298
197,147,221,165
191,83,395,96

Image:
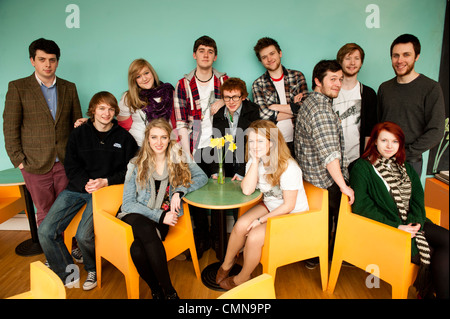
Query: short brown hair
336,43,365,65
193,35,217,55
253,37,281,61
220,77,248,99
87,91,120,121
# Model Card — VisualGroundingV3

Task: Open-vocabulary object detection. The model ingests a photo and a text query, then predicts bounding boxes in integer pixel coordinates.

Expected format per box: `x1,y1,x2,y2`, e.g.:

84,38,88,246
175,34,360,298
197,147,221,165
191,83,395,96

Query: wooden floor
0,230,418,300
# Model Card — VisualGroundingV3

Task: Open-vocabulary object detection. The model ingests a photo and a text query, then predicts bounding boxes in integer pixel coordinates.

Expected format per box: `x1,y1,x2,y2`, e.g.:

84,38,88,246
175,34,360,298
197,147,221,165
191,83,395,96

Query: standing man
252,37,308,155
173,35,228,257
378,34,445,177
3,38,82,226
38,91,138,290
333,43,377,171
295,60,354,267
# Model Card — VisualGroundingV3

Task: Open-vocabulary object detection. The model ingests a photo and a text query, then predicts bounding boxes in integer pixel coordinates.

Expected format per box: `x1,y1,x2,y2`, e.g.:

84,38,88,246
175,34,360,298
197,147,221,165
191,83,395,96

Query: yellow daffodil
224,134,234,143
209,137,222,148
228,142,237,152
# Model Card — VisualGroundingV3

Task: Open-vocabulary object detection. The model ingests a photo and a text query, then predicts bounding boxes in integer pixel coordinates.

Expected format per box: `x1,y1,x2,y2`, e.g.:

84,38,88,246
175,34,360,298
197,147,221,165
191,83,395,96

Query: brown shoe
219,276,238,290
215,256,237,284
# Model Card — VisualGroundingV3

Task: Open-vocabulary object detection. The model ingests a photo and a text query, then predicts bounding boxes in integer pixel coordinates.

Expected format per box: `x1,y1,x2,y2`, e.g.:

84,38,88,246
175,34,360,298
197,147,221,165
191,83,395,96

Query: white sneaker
83,271,97,291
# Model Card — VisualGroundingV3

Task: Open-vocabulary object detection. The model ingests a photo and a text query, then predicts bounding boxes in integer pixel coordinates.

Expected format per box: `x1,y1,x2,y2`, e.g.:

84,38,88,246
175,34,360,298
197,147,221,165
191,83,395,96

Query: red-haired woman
350,121,448,299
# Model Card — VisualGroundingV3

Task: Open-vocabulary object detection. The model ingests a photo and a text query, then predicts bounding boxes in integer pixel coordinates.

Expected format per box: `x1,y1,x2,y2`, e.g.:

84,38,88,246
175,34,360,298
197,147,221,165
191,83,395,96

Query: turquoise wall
0,0,447,183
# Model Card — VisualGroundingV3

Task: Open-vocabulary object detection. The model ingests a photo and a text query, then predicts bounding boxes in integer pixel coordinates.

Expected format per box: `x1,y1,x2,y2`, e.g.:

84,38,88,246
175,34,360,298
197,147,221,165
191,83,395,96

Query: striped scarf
374,157,433,297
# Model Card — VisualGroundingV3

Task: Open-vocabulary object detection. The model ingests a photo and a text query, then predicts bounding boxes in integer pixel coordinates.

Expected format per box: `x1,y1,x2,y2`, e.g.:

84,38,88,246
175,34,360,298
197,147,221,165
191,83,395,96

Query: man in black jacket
211,77,260,180
38,91,138,290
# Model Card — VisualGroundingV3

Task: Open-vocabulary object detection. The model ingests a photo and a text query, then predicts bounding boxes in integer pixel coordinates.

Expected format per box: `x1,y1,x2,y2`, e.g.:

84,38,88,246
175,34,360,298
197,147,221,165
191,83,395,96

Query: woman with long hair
117,59,174,146
216,119,309,290
350,121,449,299
118,118,207,299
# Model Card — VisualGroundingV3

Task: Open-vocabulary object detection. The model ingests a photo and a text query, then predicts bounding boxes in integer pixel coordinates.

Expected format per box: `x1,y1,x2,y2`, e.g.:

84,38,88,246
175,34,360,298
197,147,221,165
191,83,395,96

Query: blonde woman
216,120,309,290
118,118,207,299
117,59,174,146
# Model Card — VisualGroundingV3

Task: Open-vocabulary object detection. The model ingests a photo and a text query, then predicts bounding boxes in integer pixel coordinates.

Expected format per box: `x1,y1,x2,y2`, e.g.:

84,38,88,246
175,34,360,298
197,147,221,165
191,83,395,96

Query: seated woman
350,121,449,299
117,58,174,147
216,119,309,290
117,118,208,299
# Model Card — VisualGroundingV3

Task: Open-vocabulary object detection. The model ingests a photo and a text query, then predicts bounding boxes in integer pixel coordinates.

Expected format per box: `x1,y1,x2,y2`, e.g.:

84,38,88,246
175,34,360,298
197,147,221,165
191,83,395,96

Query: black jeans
411,222,449,299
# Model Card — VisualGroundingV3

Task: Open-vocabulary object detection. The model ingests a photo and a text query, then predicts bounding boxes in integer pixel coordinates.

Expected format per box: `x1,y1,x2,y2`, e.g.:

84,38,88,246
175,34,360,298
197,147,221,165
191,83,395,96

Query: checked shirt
294,92,349,189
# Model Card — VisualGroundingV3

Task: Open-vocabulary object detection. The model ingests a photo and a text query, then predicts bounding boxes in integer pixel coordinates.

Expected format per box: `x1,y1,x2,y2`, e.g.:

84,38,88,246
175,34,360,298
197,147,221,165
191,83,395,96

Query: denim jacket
120,160,208,222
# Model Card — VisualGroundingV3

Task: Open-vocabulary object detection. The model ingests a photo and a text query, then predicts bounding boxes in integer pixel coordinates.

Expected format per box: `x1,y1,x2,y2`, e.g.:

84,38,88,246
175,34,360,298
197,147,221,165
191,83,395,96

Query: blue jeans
38,190,95,281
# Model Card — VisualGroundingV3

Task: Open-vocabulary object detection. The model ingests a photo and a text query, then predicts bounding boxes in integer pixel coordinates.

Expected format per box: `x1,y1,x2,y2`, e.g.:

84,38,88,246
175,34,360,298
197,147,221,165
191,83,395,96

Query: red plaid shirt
173,69,228,153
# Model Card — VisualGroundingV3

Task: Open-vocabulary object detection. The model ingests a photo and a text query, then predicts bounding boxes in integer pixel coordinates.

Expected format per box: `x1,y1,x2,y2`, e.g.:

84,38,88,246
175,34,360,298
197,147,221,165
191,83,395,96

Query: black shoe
152,291,164,299
166,292,180,299
151,286,165,299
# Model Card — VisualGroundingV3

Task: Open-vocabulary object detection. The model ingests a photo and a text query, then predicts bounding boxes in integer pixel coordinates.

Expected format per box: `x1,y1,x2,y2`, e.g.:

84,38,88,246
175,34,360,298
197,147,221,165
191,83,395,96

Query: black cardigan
211,99,260,177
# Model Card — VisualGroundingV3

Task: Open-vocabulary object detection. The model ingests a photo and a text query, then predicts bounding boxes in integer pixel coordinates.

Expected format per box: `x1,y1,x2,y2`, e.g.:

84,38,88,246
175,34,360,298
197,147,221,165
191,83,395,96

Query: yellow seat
7,261,66,299
0,185,27,225
218,273,276,299
92,184,200,299
327,194,441,299
259,182,329,291
64,204,86,252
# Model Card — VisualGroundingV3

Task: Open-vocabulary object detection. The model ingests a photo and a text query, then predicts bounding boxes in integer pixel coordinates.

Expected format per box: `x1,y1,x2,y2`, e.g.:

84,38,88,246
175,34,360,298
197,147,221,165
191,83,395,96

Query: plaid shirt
173,68,228,153
294,92,348,189
252,66,308,121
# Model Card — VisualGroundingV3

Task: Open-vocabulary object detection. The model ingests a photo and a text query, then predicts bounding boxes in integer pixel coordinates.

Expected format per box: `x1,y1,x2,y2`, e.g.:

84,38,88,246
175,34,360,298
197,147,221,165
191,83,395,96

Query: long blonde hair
133,118,192,189
246,120,294,186
124,58,160,112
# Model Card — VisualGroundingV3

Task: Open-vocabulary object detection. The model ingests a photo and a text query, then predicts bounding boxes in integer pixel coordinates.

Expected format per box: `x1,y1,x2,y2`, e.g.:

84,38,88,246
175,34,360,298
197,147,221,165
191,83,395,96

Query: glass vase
217,163,225,184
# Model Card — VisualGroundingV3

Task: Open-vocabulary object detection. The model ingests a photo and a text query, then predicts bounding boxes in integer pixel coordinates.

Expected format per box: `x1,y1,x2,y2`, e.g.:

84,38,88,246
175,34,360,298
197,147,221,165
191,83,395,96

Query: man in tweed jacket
3,38,82,225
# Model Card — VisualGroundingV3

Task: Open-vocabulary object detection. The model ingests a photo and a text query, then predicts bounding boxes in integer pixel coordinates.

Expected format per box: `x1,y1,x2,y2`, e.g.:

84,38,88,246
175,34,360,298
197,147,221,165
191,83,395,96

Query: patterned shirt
294,92,348,189
173,68,228,153
251,66,308,121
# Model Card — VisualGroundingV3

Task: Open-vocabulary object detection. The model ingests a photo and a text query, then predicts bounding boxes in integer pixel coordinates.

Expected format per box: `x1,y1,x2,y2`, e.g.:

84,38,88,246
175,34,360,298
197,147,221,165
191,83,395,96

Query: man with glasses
252,37,308,155
212,77,260,181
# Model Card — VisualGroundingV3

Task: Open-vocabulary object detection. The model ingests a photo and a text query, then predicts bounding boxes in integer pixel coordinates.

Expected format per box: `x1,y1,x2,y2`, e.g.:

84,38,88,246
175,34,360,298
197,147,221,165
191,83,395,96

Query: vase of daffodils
209,134,237,184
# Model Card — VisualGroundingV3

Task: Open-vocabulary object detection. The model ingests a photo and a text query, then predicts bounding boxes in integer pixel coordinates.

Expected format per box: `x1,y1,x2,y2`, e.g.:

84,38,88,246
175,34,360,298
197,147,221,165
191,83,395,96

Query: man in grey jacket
378,34,445,177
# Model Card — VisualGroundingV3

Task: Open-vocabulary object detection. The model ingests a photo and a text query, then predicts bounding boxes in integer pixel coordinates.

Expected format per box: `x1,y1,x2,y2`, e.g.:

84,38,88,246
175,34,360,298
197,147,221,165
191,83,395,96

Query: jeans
38,189,95,281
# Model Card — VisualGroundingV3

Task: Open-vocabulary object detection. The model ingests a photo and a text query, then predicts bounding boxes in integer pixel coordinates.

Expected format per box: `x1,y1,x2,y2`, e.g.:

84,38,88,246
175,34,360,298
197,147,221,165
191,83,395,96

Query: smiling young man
377,34,445,177
172,35,228,257
294,60,354,268
252,37,308,155
333,43,377,171
3,38,82,226
38,92,138,291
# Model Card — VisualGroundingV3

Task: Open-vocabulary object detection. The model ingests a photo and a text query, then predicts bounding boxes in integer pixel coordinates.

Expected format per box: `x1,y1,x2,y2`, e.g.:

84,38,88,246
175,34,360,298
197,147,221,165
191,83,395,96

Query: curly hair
133,118,193,189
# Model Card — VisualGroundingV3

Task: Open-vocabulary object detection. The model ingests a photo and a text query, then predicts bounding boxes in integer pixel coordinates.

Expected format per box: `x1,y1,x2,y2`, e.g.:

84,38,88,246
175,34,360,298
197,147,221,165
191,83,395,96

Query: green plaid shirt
294,92,348,189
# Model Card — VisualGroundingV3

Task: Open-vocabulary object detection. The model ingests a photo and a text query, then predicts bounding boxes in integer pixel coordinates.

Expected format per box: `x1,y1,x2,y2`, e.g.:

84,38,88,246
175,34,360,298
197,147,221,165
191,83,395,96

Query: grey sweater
377,74,445,160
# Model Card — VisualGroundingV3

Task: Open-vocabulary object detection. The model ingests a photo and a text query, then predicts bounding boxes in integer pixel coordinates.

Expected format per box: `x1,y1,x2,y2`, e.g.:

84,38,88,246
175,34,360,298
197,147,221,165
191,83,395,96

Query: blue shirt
36,74,59,161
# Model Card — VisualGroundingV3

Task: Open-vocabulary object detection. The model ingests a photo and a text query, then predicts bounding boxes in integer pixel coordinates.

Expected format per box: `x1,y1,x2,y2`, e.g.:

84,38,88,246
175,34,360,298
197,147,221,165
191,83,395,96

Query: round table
183,177,262,290
0,167,43,256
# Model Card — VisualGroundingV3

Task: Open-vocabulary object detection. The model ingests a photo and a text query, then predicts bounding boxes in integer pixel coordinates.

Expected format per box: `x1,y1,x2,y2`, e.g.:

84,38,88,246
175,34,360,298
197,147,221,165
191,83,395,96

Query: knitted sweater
377,74,445,160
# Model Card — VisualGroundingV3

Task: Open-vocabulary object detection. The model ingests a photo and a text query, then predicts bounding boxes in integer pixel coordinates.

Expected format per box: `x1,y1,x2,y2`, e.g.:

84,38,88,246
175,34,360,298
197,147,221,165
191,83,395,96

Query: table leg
201,209,241,291
15,185,43,256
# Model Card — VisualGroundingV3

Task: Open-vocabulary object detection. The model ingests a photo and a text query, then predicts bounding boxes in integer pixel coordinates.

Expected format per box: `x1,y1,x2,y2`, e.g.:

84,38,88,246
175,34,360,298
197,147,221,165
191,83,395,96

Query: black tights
422,222,449,299
121,213,175,296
